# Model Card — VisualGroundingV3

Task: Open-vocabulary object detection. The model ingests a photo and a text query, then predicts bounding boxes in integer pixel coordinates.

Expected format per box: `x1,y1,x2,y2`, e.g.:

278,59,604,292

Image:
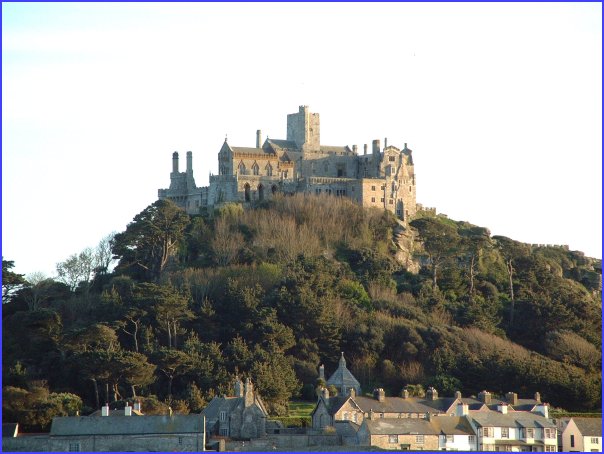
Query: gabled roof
201,396,242,420
421,397,459,413
363,418,439,436
430,416,475,436
50,415,203,436
571,417,602,437
470,412,555,429
319,145,351,154
326,353,361,393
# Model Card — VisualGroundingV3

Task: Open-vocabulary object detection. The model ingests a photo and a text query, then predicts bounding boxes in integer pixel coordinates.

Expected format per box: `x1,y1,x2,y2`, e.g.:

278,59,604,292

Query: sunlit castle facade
158,106,417,221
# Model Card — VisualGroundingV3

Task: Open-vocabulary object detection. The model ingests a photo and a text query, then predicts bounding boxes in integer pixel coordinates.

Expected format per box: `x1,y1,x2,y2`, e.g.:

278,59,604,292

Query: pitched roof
430,416,475,436
363,418,440,436
267,139,299,151
201,396,242,420
470,412,555,429
352,396,437,415
571,417,602,437
319,145,351,154
326,353,361,393
50,415,203,436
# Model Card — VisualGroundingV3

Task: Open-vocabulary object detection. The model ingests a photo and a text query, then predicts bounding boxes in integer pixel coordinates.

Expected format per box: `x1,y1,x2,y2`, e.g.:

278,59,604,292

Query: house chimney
322,387,330,401
319,364,325,381
384,137,388,148
455,391,462,400
426,387,438,401
349,388,356,398
369,409,375,420
244,377,254,408
373,388,385,402
456,402,469,416
352,145,358,154
133,401,141,412
478,390,491,405
505,392,518,406
234,376,244,398
534,392,541,403
102,403,110,416
124,403,132,416
364,144,368,155
497,402,508,414
256,130,262,148
401,389,409,399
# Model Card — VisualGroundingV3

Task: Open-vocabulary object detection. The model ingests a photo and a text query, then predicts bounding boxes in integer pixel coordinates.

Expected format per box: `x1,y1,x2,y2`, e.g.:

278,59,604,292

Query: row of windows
238,162,274,176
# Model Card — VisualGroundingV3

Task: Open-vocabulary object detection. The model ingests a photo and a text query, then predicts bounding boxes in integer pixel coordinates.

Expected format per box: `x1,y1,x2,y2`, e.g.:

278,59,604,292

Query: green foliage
269,416,311,428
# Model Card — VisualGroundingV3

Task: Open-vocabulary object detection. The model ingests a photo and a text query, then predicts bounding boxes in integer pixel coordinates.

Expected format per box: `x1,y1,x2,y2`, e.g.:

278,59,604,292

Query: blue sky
2,2,602,277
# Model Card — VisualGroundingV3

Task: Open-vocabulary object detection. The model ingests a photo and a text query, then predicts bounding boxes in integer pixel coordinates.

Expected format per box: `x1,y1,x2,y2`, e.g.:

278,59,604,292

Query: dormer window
220,410,227,422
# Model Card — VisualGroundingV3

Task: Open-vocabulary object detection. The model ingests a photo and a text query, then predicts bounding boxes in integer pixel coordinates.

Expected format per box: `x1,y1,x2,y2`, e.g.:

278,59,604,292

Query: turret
186,151,193,174
172,151,179,173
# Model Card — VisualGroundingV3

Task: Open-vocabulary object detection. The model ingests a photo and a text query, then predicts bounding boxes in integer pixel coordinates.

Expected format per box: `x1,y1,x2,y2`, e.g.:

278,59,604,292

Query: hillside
2,195,601,431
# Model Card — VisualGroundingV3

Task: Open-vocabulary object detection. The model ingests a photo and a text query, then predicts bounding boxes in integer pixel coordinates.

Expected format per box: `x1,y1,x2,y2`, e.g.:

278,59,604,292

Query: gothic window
252,162,259,176
258,184,265,201
220,411,227,422
244,183,251,202
238,162,246,175
266,163,273,176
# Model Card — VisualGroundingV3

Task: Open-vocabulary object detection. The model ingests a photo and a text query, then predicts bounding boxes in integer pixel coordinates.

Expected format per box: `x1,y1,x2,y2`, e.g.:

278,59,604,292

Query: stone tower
287,105,320,153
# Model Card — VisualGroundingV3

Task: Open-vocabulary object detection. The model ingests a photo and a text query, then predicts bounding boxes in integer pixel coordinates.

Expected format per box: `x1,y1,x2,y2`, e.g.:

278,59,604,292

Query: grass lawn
288,401,316,417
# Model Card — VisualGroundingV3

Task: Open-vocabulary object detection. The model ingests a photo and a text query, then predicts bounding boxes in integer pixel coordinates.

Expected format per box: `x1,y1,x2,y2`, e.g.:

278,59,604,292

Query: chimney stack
319,364,325,381
401,389,409,399
384,137,388,148
478,390,491,405
364,144,368,155
369,409,375,420
321,387,330,401
352,145,358,154
124,403,132,416
349,388,356,398
426,387,438,401
133,401,141,412
505,392,518,406
256,130,262,148
102,403,110,417
373,388,385,402
534,392,541,403
455,391,462,400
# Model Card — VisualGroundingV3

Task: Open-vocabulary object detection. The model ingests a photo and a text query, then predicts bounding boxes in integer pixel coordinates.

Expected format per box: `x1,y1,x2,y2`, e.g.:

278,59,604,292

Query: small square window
371,197,375,203
389,435,398,443
416,435,424,444
69,443,80,452
371,185,376,191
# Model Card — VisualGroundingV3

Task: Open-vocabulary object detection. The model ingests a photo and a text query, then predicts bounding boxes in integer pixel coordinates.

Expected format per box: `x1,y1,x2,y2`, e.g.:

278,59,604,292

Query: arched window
258,184,265,201
271,185,277,195
238,162,246,175
244,183,251,202
266,163,273,176
252,162,259,176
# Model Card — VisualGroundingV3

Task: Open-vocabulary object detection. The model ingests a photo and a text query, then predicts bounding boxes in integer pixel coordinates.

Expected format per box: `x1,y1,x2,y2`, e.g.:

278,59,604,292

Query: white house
560,417,602,452
468,403,557,452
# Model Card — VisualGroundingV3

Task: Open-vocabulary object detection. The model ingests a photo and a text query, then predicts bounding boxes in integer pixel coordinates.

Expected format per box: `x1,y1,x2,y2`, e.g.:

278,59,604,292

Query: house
323,352,362,396
467,403,558,452
431,415,478,451
559,417,602,452
357,416,441,450
201,377,268,439
48,414,205,452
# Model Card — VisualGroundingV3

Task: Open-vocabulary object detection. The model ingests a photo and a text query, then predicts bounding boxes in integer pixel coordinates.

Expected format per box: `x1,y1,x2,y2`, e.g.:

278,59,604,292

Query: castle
158,106,417,221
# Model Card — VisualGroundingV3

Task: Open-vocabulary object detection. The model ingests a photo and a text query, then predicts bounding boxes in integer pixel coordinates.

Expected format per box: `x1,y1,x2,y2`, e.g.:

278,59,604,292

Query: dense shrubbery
2,195,601,430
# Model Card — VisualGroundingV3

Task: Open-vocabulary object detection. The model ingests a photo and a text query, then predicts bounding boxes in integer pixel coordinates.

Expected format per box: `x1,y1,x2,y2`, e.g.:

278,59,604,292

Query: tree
151,348,194,401
459,226,491,302
410,218,460,291
56,248,95,292
112,199,190,281
492,236,529,327
2,259,26,304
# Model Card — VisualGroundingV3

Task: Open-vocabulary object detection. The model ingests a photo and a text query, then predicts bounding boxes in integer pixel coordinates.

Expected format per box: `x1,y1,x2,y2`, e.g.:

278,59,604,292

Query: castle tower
286,105,320,153
172,151,179,174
